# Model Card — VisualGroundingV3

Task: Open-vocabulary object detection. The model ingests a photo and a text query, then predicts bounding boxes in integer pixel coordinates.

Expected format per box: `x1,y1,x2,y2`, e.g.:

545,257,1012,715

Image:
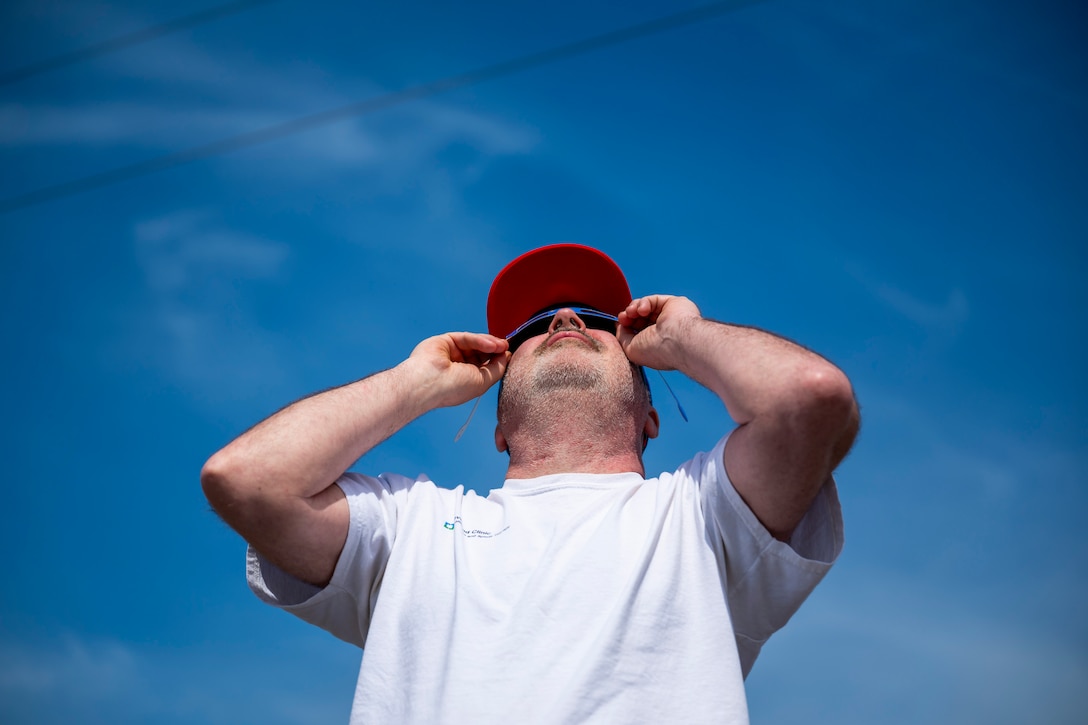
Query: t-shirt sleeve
245,472,411,648
692,433,844,677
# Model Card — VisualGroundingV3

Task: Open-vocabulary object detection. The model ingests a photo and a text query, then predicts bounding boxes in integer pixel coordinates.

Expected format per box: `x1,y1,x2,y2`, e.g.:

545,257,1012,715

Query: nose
548,307,588,334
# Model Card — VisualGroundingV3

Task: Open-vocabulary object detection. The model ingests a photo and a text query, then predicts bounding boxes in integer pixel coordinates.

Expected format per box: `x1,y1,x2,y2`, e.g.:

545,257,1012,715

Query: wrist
653,314,703,368
391,357,448,412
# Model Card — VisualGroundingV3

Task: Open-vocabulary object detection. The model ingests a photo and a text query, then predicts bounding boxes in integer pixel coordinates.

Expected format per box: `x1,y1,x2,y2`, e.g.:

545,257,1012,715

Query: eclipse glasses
505,306,620,351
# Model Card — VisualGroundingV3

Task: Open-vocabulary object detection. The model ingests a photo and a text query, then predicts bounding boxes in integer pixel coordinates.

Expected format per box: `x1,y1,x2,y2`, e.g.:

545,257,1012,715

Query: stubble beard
499,339,639,433
530,357,605,393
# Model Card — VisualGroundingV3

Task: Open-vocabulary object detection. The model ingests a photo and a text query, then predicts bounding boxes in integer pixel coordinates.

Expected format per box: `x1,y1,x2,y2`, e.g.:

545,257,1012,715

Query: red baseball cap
487,243,632,339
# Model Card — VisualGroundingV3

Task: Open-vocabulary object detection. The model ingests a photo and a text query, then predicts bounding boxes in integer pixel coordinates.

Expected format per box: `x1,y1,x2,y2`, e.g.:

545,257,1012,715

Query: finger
479,350,511,387
448,331,509,354
622,295,658,318
619,296,657,330
442,333,508,365
618,299,642,326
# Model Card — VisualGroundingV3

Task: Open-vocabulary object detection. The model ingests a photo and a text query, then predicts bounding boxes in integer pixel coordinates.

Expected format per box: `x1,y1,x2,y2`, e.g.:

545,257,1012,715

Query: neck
505,447,645,478
502,399,646,479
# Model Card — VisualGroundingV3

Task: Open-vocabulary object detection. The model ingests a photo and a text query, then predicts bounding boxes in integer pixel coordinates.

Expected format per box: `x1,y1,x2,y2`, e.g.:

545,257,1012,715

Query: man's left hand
617,294,702,371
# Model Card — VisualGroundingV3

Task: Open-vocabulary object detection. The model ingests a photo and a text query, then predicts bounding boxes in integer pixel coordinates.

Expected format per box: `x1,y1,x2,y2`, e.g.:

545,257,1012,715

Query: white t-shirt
248,435,843,724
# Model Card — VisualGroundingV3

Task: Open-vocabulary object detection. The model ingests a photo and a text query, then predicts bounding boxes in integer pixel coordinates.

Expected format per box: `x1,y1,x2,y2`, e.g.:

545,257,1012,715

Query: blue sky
1,0,1085,722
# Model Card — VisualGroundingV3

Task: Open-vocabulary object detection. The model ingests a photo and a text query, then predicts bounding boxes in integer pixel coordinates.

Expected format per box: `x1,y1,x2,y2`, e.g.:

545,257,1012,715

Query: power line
0,0,281,87
0,0,762,214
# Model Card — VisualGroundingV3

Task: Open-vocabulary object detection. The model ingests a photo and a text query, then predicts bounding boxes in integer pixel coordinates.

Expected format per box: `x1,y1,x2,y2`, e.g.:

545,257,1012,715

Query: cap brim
487,244,632,339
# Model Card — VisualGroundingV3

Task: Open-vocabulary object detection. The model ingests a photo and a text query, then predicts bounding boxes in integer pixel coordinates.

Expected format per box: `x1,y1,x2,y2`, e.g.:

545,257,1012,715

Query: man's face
499,307,646,415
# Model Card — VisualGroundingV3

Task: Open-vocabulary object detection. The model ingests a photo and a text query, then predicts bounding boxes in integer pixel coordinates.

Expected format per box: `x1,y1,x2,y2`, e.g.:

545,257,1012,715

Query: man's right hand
404,332,510,409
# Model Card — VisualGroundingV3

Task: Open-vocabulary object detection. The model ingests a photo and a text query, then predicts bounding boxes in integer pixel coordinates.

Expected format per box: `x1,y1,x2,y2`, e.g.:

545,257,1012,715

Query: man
202,243,859,723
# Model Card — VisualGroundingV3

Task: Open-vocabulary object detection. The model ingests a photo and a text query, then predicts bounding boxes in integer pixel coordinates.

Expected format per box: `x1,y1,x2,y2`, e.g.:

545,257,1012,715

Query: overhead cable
0,0,281,87
0,0,761,214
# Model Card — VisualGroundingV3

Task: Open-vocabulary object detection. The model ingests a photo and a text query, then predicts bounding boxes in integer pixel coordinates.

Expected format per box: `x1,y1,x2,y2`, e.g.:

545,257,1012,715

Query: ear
642,406,660,450
494,424,508,454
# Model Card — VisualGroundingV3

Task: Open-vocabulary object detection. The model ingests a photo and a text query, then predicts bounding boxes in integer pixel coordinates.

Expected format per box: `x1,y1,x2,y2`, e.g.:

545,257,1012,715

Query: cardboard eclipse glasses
505,306,619,352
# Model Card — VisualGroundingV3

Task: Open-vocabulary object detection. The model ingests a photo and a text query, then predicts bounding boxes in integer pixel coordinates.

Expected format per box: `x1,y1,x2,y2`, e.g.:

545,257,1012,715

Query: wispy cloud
771,571,1088,723
3,16,538,260
1,15,539,165
0,633,139,698
111,209,293,395
875,283,969,331
852,384,1086,507
0,95,537,166
0,632,357,724
0,103,283,146
135,210,288,289
847,262,970,334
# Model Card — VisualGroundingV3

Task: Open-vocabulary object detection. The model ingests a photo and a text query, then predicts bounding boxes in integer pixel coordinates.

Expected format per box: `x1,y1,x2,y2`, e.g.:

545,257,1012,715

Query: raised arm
619,295,859,541
201,332,509,586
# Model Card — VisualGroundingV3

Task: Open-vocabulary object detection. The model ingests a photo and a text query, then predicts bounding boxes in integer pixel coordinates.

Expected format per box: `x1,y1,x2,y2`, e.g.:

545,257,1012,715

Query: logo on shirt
442,516,509,538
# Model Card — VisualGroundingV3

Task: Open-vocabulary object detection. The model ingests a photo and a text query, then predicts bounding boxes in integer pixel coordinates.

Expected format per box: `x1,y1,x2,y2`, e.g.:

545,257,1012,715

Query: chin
532,358,604,393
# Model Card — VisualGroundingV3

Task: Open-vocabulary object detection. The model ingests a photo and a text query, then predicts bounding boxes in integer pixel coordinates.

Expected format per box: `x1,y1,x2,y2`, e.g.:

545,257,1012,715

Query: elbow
798,363,856,414
201,450,252,519
794,363,860,454
200,453,229,515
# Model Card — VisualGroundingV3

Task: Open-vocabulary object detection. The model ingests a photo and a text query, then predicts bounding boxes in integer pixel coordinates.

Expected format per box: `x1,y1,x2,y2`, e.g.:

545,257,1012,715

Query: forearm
202,331,508,506
661,317,855,428
202,360,436,502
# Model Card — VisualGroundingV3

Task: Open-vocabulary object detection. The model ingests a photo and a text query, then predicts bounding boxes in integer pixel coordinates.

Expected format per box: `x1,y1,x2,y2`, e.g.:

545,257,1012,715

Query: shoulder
337,471,455,498
655,435,732,489
337,472,494,521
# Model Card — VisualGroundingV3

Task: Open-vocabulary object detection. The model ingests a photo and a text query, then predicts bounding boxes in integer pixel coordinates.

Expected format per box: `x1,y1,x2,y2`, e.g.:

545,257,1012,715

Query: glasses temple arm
655,370,689,422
